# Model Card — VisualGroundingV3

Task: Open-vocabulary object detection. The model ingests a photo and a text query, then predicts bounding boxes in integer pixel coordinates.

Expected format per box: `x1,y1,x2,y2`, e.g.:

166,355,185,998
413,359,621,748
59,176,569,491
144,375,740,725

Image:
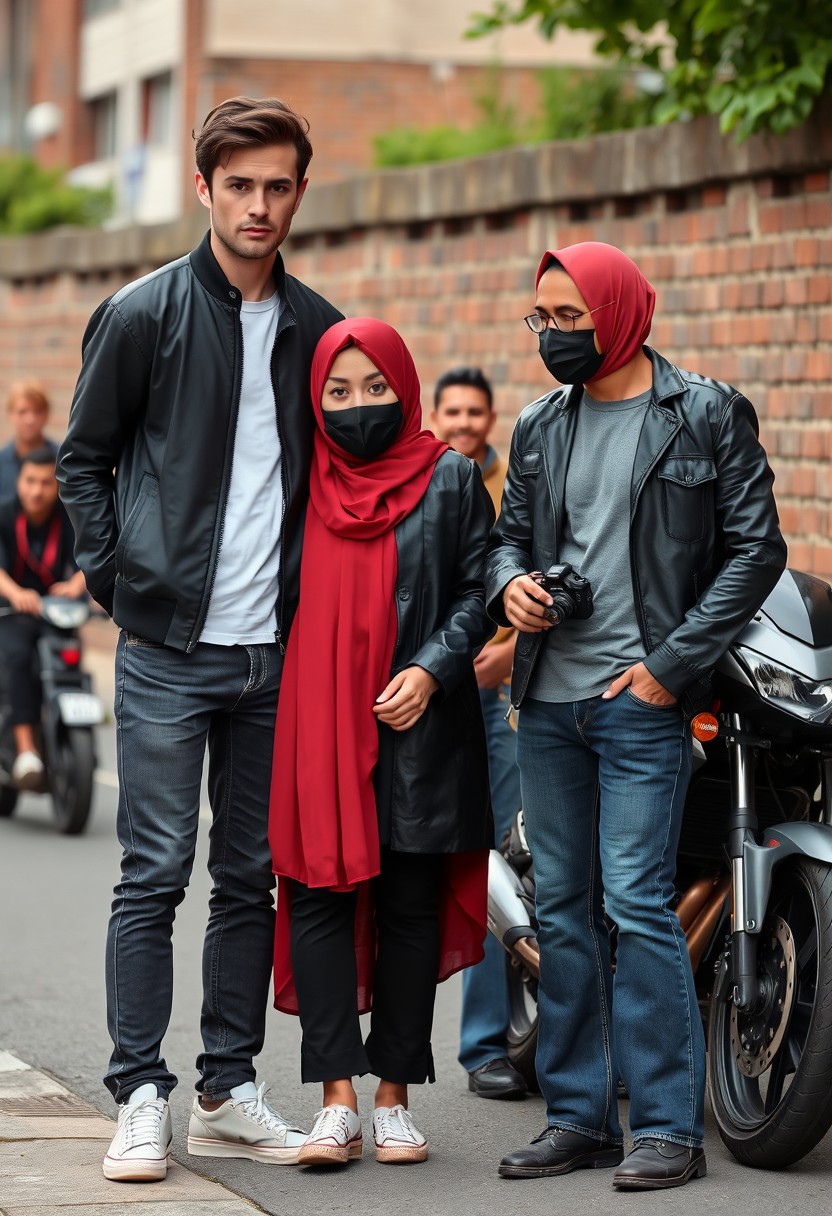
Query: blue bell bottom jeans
517,693,705,1148
104,634,282,1104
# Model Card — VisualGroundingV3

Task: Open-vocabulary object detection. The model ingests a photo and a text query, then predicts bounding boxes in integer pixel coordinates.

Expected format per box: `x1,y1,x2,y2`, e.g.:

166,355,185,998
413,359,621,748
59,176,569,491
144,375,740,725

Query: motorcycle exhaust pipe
487,850,540,976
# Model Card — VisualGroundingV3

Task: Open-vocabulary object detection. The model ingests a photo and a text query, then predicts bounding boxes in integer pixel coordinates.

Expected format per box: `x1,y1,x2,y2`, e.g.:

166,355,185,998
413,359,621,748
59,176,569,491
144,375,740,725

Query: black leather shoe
498,1127,624,1178
613,1139,707,1190
468,1058,527,1101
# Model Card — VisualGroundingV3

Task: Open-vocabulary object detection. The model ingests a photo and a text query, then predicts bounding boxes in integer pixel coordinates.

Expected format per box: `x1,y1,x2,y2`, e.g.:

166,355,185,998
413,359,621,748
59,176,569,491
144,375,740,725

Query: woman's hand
373,666,440,731
503,575,554,633
602,661,677,706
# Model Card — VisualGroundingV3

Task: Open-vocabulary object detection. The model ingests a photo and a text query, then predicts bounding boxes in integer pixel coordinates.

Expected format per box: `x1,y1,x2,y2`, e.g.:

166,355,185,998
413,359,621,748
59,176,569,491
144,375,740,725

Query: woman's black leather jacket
57,232,342,651
486,348,788,713
374,450,496,854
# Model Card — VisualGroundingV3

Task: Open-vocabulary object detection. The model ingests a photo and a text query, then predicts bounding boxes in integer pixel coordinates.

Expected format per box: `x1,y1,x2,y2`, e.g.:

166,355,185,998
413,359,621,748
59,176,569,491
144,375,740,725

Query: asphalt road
2,625,832,1214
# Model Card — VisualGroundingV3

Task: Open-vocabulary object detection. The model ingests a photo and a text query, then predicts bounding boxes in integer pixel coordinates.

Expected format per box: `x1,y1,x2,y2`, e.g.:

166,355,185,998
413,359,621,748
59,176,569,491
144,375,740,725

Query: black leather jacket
57,233,342,651
487,348,788,713
374,450,496,854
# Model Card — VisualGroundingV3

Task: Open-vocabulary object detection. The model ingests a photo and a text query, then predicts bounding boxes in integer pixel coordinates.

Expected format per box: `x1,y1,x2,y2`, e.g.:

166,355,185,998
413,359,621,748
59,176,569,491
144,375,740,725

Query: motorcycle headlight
742,653,832,724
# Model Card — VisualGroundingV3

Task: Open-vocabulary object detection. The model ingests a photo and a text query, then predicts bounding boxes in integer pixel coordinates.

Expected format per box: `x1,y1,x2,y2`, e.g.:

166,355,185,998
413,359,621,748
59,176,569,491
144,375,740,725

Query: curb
0,1051,263,1214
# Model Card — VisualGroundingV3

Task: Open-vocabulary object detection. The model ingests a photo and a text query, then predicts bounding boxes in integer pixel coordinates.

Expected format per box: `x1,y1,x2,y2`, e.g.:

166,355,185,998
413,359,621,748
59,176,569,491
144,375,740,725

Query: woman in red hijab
269,317,494,1167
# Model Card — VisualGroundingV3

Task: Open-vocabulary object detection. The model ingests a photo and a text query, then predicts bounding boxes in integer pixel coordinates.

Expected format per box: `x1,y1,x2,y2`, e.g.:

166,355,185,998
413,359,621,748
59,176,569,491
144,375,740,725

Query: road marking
95,769,213,821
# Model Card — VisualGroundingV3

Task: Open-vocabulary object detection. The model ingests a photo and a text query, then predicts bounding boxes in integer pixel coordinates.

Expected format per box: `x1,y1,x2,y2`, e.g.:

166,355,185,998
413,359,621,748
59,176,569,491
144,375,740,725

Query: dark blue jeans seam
654,717,697,1145
587,782,614,1139
111,637,136,1080
207,715,235,1090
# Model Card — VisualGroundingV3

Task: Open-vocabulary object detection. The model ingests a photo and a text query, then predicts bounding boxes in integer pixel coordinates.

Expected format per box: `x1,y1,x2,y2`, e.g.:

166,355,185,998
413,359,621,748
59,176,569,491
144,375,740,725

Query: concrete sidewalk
0,1051,263,1215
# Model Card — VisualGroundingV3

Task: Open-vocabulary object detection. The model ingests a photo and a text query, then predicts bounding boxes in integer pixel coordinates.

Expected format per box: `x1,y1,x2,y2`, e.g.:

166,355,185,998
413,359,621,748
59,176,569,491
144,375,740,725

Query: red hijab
535,241,656,383
269,318,447,892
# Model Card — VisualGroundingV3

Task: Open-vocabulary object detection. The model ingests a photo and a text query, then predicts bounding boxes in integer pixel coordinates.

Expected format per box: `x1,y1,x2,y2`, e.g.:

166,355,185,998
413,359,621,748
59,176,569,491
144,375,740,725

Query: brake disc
730,915,796,1078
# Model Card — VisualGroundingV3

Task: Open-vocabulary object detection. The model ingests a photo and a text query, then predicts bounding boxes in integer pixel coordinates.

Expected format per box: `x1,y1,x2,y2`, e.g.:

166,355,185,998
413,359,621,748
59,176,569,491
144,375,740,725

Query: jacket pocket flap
658,456,716,487
520,450,541,476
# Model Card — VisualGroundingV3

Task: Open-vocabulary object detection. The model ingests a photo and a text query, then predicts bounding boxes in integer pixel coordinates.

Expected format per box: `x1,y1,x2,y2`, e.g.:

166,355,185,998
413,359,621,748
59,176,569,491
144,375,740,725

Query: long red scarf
269,317,487,1014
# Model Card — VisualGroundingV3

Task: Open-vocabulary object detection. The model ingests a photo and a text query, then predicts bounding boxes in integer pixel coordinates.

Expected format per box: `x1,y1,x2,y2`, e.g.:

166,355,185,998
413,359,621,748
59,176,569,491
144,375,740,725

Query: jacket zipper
271,307,296,655
187,306,244,651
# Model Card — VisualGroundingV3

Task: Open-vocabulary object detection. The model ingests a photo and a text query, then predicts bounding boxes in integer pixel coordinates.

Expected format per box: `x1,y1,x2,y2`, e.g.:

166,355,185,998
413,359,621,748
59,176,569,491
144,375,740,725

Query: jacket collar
188,230,289,311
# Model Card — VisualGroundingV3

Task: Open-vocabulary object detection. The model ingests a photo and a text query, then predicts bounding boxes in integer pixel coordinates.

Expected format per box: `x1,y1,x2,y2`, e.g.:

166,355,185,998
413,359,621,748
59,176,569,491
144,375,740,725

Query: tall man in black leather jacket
57,97,341,1183
491,242,786,1191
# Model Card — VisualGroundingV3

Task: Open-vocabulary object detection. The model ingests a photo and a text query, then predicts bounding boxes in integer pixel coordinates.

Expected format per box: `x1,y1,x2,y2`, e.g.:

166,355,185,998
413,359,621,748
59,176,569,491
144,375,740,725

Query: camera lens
546,591,574,625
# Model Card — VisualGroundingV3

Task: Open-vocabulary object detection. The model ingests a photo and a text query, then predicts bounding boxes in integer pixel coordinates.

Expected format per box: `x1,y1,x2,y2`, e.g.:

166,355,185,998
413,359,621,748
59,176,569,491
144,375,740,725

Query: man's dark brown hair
194,96,313,191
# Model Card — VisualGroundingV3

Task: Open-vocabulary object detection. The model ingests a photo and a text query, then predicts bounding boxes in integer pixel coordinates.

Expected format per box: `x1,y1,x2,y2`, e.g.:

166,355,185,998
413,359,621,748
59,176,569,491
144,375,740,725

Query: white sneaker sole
297,1136,363,1166
103,1151,170,1181
187,1135,301,1164
375,1141,428,1163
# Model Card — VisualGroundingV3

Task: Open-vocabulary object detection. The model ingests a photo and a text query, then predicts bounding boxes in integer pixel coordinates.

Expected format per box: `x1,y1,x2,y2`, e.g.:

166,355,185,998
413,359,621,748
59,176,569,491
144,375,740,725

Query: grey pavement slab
0,1054,262,1213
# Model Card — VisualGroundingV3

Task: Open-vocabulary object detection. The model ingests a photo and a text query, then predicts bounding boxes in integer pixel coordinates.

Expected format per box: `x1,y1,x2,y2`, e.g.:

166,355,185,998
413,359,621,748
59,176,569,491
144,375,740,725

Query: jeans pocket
124,633,165,648
624,687,679,712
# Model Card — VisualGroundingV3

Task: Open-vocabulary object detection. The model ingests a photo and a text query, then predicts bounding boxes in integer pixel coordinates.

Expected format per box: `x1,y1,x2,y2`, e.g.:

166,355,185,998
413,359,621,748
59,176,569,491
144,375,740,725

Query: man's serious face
195,143,308,263
17,462,59,523
431,385,494,464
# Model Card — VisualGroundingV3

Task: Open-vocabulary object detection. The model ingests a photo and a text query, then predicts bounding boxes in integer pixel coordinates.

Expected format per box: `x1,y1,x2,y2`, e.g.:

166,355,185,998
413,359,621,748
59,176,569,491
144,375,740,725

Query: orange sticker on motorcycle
690,712,719,742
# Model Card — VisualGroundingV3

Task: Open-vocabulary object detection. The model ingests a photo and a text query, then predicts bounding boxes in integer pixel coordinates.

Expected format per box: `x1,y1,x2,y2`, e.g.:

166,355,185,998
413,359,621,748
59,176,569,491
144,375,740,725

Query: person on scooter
490,242,786,1190
0,447,86,788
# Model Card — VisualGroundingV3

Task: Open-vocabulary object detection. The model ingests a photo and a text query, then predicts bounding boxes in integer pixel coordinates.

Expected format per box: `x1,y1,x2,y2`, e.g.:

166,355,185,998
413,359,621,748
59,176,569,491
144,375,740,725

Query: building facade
1,0,594,224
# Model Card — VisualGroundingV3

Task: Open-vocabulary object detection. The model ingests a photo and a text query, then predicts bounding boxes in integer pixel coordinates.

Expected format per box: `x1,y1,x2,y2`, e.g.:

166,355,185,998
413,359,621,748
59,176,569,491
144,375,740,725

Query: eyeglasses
523,300,615,334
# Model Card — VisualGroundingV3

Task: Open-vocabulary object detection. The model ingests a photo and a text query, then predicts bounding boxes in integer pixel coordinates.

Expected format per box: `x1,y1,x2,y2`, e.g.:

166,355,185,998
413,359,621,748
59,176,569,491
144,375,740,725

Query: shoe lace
375,1105,420,1145
122,1100,166,1149
312,1105,353,1141
232,1083,298,1134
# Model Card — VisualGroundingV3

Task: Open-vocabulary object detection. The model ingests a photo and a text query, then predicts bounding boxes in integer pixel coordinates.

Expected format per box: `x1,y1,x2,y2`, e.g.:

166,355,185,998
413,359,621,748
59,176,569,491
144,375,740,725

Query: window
141,72,173,148
89,92,117,160
83,0,121,17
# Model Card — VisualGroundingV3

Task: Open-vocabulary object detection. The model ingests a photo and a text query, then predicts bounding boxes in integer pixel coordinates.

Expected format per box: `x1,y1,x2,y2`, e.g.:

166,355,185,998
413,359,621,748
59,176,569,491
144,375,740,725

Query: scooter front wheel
49,727,95,835
707,857,832,1168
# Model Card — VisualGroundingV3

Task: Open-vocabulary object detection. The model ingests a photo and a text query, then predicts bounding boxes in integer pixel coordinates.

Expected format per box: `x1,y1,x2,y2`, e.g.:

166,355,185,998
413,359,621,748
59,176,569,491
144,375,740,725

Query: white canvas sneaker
372,1105,428,1163
103,1091,172,1182
297,1104,363,1166
187,1082,306,1164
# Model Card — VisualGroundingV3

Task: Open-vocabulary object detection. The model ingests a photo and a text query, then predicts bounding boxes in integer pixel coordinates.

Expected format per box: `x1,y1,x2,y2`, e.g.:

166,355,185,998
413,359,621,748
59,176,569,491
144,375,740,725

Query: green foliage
373,65,651,168
466,0,832,139
0,155,112,235
537,65,654,139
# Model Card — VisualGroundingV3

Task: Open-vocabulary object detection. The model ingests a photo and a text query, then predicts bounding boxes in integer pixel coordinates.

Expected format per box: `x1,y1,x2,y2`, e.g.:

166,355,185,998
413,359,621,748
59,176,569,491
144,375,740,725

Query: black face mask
539,328,605,385
323,400,404,459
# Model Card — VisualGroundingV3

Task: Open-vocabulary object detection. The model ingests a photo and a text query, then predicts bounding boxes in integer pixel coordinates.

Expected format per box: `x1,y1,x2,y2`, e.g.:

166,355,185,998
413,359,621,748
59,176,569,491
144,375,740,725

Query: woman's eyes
368,381,389,395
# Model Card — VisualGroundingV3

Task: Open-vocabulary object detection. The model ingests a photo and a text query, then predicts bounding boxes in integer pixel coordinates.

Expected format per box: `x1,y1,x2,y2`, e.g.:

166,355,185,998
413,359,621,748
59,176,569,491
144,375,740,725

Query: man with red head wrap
489,242,786,1189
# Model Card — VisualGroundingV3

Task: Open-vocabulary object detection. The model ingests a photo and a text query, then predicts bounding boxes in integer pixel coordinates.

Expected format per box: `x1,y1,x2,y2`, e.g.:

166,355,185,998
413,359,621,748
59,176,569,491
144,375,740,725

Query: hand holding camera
503,563,593,633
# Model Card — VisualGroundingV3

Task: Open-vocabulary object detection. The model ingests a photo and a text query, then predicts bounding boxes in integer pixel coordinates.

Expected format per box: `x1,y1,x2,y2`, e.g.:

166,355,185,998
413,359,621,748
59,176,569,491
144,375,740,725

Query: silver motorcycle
489,567,832,1169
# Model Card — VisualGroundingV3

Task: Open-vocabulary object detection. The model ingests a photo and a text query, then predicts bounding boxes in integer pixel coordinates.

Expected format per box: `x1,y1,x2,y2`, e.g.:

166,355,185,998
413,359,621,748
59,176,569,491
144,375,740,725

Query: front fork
726,713,762,1011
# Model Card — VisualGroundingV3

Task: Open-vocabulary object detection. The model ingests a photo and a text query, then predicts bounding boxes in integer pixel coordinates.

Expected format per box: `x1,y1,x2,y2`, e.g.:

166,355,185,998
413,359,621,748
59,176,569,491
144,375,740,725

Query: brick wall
192,57,544,186
1,110,831,574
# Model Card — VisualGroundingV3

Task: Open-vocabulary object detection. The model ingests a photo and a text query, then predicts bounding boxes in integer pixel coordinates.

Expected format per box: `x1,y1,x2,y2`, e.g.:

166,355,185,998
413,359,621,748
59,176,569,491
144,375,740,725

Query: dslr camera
530,563,594,626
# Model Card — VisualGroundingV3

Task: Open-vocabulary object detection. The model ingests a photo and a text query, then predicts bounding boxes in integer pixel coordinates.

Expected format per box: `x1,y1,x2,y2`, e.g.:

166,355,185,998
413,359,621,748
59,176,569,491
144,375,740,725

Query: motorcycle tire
708,857,832,1169
49,727,95,836
0,784,17,817
506,955,540,1093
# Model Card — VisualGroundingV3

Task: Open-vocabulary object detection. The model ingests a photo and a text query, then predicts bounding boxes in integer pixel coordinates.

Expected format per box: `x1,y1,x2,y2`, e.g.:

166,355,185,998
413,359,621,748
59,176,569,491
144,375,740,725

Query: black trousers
289,849,445,1085
0,615,44,726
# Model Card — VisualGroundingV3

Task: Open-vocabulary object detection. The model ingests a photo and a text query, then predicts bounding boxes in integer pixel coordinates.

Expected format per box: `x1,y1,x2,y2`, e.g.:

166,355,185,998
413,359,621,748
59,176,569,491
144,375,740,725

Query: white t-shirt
200,293,283,645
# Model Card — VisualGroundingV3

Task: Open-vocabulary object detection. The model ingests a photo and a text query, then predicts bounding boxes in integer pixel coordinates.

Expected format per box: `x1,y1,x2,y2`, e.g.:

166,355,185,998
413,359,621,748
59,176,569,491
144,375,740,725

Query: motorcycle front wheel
49,727,95,835
708,857,832,1168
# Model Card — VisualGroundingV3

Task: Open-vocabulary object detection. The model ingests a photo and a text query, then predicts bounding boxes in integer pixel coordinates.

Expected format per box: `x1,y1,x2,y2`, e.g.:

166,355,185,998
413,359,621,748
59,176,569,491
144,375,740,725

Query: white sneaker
187,1082,306,1164
373,1105,428,1163
12,750,44,791
103,1088,172,1182
297,1104,363,1166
